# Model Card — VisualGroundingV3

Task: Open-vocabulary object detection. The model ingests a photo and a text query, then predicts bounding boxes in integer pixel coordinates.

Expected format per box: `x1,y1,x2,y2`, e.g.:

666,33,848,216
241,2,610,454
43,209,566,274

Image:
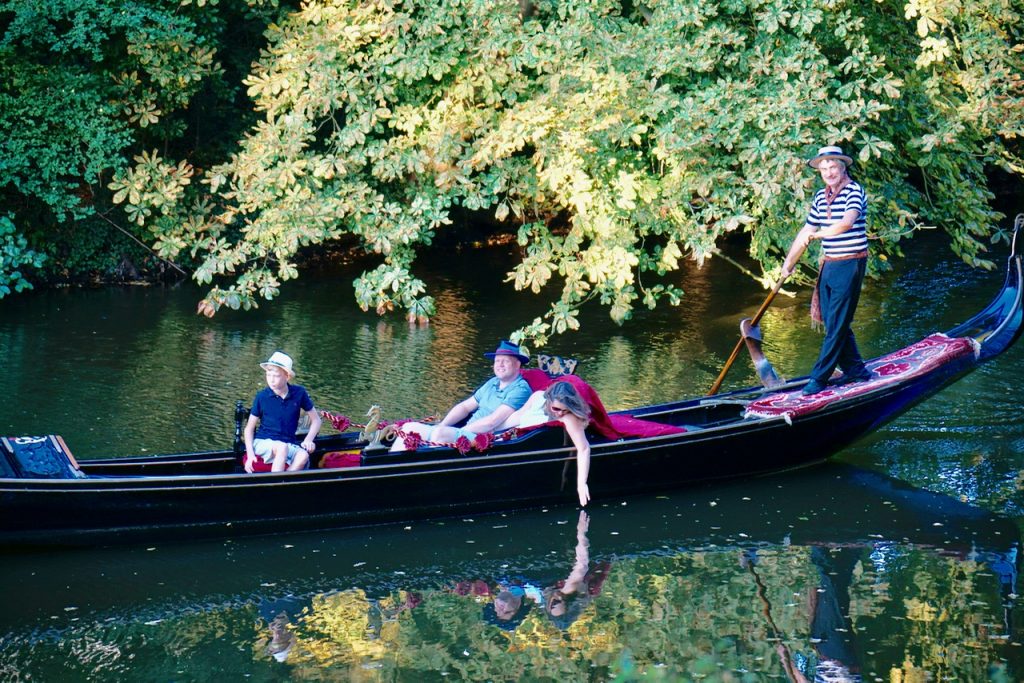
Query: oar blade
740,318,785,389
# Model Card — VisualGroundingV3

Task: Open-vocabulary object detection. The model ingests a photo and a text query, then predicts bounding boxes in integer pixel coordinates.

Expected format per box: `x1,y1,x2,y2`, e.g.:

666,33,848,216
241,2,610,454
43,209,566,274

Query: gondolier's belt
822,250,868,263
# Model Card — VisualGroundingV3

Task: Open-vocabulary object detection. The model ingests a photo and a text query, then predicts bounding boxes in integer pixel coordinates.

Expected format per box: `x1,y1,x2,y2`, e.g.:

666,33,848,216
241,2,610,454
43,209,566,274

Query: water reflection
747,545,863,682
0,464,1019,680
257,594,311,663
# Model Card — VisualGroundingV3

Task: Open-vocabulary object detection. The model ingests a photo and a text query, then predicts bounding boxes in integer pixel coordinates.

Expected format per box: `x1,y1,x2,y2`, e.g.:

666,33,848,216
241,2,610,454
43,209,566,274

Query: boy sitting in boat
243,351,322,473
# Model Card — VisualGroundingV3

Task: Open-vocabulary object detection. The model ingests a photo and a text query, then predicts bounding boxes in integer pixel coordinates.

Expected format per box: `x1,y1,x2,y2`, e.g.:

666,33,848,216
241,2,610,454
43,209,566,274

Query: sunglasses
547,403,569,416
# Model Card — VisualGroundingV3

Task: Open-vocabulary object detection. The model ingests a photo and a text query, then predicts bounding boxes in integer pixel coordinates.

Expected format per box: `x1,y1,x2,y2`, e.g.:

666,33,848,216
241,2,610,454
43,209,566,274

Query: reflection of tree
293,589,387,670
4,541,1017,680
253,546,1022,680
850,547,1012,681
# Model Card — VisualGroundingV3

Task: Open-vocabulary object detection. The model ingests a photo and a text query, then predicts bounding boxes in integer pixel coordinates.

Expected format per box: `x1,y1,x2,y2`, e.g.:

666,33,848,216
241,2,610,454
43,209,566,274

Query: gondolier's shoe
801,378,829,396
834,369,872,386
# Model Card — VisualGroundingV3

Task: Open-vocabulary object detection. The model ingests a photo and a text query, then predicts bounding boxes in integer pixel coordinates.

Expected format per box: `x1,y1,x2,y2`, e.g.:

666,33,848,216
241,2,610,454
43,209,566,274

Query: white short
427,426,477,444
253,438,304,466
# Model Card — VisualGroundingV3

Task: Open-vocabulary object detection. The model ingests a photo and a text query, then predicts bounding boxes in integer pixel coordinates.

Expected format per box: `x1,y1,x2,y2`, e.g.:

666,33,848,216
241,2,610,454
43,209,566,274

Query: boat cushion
743,333,980,421
1,435,84,479
520,369,686,440
248,455,273,473
320,450,363,468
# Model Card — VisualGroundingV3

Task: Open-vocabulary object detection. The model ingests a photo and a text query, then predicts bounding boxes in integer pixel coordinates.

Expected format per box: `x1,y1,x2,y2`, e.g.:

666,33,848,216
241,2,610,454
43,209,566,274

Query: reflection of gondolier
799,547,863,682
745,547,863,683
781,145,872,397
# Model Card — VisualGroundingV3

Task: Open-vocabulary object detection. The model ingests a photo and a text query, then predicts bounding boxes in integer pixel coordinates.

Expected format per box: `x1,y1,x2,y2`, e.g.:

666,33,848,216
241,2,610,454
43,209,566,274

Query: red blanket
743,333,979,421
520,369,686,440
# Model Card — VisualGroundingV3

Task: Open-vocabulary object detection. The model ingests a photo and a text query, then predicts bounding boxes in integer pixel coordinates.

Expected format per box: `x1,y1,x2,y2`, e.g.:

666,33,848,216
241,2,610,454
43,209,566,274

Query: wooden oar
707,278,788,396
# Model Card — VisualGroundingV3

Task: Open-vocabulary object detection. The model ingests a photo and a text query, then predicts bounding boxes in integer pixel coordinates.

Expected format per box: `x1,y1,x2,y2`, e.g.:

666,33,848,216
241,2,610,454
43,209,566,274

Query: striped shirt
807,181,868,257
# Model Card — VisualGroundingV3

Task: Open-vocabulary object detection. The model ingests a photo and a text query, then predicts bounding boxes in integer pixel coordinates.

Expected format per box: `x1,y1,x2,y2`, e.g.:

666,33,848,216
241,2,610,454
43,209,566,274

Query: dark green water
1,236,1022,680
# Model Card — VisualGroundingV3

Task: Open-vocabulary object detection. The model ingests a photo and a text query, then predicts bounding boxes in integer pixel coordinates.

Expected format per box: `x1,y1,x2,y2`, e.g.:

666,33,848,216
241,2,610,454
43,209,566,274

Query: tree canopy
3,0,1023,344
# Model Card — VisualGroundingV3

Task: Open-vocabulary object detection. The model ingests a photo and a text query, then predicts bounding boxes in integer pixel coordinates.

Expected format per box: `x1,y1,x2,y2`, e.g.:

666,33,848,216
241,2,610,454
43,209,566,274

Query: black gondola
2,218,1021,546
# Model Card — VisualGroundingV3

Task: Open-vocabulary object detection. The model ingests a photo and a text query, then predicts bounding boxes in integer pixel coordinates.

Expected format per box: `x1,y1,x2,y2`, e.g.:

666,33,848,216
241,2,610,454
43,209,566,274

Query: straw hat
260,351,295,379
807,145,853,168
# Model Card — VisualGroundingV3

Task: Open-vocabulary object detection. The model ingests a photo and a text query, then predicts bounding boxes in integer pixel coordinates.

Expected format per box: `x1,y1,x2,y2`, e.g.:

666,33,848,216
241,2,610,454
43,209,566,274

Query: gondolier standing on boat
244,351,322,472
781,145,872,396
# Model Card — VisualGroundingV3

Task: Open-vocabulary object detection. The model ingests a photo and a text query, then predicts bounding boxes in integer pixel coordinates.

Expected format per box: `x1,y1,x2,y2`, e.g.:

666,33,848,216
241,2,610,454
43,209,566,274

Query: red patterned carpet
743,333,980,421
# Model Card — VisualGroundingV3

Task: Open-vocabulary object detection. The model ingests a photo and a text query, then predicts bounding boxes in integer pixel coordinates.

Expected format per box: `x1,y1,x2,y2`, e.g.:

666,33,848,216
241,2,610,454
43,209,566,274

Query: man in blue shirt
243,351,322,472
392,340,533,450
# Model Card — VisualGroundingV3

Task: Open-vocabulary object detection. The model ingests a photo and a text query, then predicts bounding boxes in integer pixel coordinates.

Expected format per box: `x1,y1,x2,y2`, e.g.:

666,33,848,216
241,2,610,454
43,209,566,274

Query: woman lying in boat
496,381,592,507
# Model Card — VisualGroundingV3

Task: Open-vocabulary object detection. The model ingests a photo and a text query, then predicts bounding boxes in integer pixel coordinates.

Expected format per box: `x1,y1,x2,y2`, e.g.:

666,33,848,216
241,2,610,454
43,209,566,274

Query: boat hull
0,349,979,545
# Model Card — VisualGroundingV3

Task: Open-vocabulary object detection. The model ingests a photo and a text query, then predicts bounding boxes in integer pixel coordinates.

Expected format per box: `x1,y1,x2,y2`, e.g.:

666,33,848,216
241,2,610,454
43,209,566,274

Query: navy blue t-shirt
251,385,314,444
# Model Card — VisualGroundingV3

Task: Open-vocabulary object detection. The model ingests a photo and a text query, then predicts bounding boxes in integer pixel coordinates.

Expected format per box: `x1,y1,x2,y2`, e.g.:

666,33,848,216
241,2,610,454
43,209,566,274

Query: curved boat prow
945,213,1024,361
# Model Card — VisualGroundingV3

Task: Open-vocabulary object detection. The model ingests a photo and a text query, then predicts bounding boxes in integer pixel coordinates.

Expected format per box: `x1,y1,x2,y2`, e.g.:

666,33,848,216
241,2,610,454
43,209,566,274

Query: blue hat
484,340,529,365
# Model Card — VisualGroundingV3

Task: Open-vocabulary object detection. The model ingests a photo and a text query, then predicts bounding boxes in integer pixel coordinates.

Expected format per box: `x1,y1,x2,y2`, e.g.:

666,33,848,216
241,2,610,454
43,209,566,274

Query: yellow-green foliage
110,0,1024,341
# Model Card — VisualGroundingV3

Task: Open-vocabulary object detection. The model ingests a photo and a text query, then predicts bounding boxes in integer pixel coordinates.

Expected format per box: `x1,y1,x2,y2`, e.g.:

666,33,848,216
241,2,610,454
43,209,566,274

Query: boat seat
536,353,578,377
1,435,85,479
319,450,362,468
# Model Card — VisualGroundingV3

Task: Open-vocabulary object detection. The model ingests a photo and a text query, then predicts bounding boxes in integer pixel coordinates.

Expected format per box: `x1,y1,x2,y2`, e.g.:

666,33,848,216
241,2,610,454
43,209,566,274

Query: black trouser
809,257,867,383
